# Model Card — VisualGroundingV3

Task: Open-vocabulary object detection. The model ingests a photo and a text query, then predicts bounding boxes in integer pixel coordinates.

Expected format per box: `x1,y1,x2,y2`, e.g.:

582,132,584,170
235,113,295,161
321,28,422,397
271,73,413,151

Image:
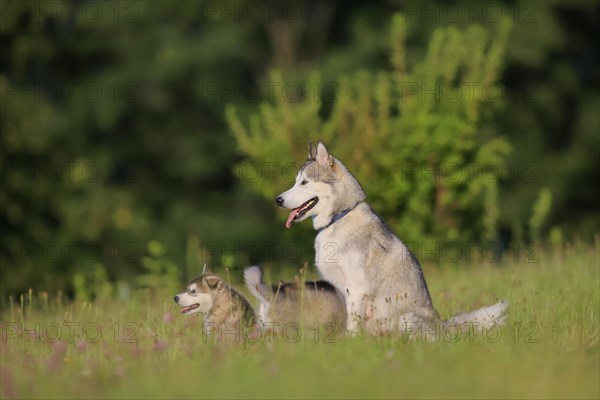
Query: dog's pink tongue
285,208,300,229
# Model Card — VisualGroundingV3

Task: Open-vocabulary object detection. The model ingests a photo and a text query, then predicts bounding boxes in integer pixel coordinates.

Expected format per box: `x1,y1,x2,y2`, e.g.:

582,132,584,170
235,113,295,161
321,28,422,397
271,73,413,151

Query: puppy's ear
203,275,223,289
307,141,317,160
202,264,211,274
316,141,334,169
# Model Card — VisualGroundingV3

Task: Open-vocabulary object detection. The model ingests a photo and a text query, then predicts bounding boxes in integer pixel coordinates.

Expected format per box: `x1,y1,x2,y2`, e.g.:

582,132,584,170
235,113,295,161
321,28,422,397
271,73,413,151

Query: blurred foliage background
1,0,598,300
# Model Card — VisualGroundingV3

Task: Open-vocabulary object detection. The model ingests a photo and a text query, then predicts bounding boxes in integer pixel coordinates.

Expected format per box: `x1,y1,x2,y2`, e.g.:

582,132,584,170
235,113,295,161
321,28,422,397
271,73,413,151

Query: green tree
0,1,270,297
228,14,513,247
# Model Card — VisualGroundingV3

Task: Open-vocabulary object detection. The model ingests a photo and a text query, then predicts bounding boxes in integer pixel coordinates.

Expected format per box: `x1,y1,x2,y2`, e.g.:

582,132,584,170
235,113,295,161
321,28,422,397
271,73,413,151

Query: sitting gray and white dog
275,141,508,335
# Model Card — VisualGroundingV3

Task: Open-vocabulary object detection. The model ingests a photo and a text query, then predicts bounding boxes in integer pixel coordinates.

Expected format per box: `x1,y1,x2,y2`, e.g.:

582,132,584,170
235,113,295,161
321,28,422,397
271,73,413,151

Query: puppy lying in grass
174,272,255,334
244,266,347,334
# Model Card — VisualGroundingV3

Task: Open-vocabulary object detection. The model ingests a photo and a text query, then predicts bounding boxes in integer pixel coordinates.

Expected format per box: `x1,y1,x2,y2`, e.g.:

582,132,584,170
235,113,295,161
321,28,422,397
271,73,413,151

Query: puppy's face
174,274,224,316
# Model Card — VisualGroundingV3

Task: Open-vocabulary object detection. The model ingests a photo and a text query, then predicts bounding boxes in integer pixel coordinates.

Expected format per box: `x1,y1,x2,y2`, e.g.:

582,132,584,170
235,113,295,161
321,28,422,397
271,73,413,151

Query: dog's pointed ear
203,275,223,289
316,141,334,168
307,141,317,160
202,264,211,274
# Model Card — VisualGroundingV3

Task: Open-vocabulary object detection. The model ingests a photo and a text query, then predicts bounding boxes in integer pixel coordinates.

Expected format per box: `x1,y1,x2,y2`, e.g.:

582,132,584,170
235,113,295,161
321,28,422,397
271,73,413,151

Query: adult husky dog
275,141,508,335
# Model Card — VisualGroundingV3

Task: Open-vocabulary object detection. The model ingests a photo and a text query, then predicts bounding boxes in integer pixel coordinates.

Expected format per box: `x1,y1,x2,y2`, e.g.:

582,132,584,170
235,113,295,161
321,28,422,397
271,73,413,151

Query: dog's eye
301,180,308,185
190,289,197,294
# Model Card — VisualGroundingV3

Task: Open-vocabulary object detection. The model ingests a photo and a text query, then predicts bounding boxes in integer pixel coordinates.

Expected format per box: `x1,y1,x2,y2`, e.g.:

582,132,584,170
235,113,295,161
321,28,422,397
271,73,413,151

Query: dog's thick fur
174,273,255,331
276,141,508,335
244,266,347,332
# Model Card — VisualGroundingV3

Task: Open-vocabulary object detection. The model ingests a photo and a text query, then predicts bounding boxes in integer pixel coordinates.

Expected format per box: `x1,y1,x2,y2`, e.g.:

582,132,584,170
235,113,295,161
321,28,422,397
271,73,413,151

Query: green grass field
2,242,599,399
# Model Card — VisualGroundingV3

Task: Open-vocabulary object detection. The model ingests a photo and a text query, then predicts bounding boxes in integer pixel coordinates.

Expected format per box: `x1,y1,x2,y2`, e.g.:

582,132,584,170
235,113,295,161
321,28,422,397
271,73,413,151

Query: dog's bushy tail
244,266,271,305
445,300,509,330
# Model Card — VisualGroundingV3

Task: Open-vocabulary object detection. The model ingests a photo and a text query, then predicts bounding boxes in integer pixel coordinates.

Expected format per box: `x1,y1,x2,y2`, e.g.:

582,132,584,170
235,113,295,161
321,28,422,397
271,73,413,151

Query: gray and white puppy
174,273,255,332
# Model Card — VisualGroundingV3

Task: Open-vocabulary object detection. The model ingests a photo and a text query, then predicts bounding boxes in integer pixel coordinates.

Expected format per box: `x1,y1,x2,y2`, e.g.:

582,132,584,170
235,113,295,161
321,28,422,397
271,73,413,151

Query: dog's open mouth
181,304,200,314
285,197,318,229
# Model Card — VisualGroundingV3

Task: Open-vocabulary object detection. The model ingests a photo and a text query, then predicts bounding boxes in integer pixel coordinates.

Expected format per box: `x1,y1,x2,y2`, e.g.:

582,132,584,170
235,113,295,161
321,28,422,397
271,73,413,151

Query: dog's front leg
345,288,368,334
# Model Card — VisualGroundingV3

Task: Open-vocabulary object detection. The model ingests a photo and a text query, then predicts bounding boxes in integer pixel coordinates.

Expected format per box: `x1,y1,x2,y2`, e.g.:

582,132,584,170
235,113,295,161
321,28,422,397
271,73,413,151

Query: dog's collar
314,203,360,233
